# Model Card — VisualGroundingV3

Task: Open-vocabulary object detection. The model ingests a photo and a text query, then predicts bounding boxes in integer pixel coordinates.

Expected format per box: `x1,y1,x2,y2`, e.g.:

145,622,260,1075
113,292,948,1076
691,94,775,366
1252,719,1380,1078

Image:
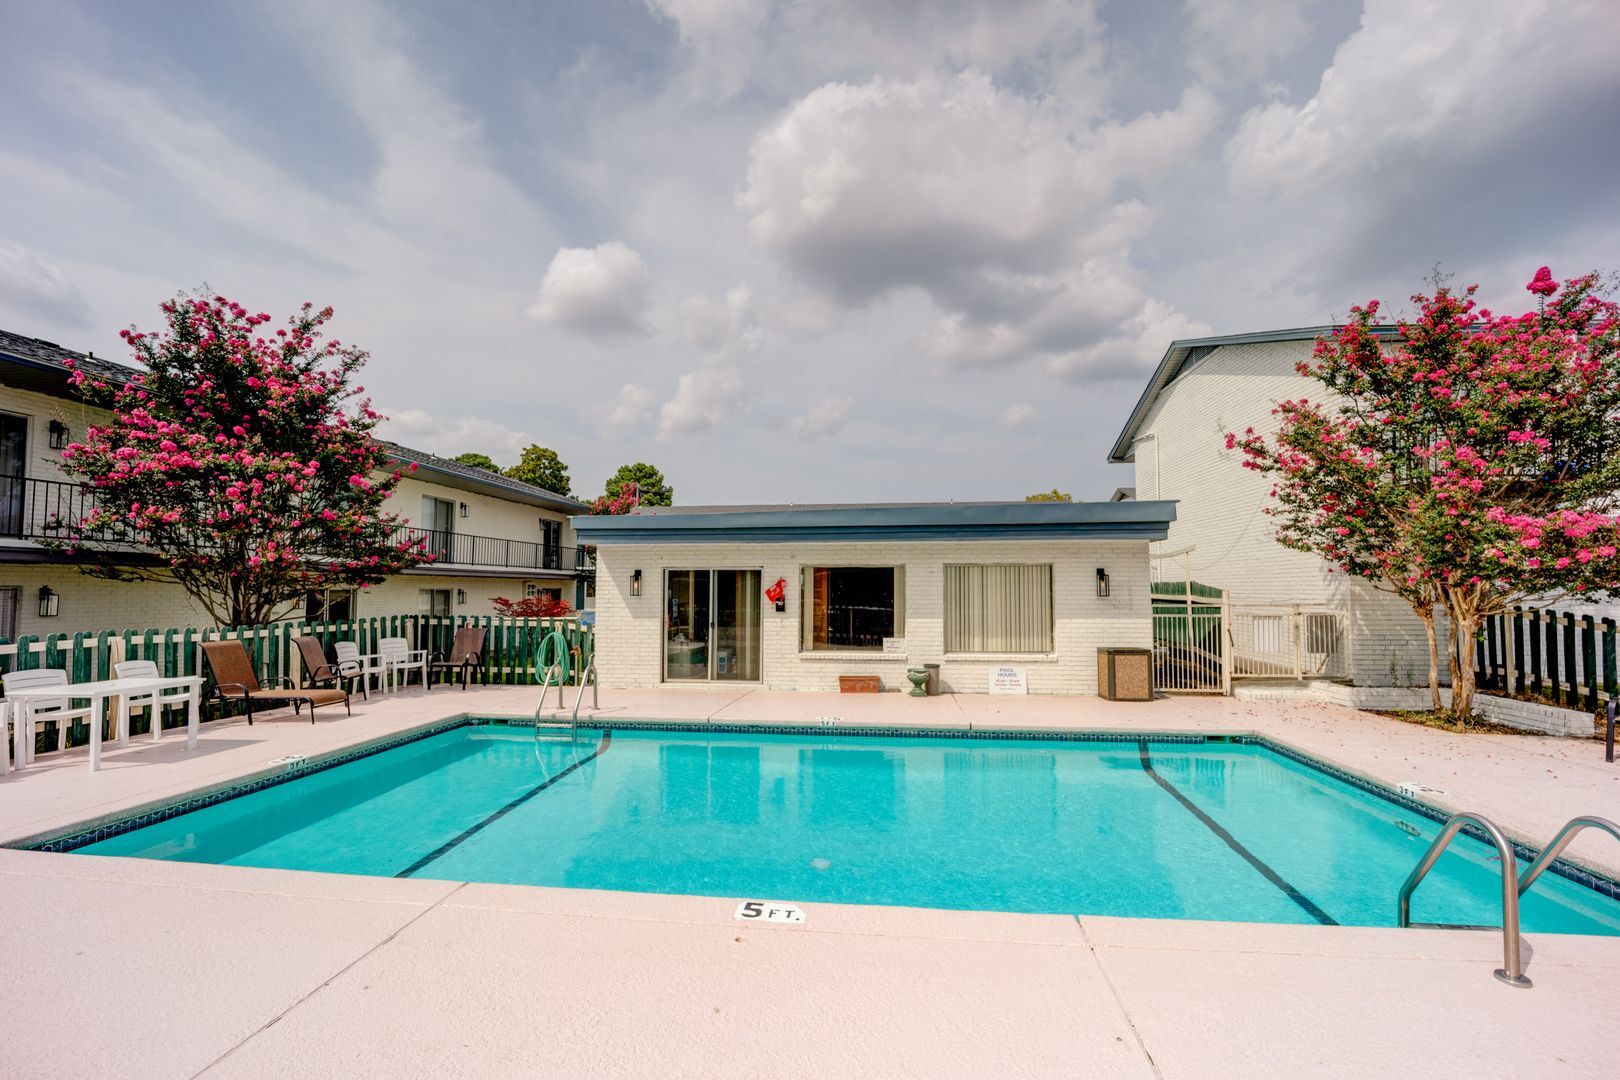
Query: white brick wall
1134,340,1443,688
592,539,1152,695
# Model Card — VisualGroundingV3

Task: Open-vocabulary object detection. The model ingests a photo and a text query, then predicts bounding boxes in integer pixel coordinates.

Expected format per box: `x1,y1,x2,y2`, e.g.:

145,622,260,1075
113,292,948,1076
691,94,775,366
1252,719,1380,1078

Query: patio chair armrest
211,681,251,698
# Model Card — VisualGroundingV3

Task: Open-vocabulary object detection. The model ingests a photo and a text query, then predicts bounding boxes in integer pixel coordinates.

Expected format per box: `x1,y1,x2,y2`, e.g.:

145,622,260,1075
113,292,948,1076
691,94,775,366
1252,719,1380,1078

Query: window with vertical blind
944,564,1053,653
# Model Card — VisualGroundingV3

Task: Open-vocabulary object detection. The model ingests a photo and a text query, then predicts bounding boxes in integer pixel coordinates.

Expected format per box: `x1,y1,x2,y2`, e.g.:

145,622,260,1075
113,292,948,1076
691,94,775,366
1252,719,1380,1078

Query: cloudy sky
2,1,1617,504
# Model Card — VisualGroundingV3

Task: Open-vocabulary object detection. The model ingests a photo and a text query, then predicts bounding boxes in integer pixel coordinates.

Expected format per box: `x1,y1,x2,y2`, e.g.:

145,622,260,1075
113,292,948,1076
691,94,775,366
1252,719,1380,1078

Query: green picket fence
0,612,593,754
1475,606,1618,713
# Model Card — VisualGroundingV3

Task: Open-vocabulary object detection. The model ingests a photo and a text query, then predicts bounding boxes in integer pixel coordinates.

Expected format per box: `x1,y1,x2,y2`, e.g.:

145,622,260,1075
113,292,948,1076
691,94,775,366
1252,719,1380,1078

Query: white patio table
7,675,204,773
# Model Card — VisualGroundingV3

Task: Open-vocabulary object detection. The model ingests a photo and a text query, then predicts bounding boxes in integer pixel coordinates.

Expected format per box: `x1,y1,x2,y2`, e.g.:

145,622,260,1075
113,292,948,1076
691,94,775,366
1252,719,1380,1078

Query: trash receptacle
1098,648,1152,701
923,663,941,695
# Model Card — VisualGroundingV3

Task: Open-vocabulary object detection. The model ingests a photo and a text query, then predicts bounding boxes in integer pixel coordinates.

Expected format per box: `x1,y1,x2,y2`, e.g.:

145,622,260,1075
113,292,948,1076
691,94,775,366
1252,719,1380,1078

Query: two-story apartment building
0,328,593,637
1109,327,1434,689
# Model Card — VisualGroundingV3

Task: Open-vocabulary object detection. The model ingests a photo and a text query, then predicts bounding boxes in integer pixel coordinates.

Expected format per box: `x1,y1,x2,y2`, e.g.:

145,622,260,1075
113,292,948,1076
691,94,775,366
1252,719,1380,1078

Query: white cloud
644,0,771,98
790,397,854,439
1046,299,1211,382
1218,0,1620,299
659,365,749,437
999,402,1035,428
527,241,651,336
0,240,92,326
737,73,1212,378
678,282,759,352
1183,0,1314,84
380,408,530,463
648,0,1106,100
604,382,654,429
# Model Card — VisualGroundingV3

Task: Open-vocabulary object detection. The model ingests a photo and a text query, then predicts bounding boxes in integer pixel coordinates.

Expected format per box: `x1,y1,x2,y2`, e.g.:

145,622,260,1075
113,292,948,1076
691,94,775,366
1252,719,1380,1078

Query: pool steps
1400,812,1619,989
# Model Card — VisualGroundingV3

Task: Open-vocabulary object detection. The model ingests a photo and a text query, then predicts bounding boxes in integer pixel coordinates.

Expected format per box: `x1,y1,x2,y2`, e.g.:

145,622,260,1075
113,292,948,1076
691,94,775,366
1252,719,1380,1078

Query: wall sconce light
1096,568,1110,598
459,502,470,518
455,588,467,605
48,420,70,450
38,586,60,617
631,569,642,596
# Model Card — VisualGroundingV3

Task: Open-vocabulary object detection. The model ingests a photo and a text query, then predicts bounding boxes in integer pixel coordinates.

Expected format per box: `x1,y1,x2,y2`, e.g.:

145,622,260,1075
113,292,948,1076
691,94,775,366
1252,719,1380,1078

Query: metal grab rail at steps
1397,812,1531,988
1398,812,1620,989
570,656,597,729
1516,816,1620,898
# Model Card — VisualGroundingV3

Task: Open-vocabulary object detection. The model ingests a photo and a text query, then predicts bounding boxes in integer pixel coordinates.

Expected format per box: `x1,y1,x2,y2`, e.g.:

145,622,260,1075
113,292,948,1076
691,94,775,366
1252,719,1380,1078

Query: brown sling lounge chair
200,639,350,725
295,634,371,702
429,627,488,690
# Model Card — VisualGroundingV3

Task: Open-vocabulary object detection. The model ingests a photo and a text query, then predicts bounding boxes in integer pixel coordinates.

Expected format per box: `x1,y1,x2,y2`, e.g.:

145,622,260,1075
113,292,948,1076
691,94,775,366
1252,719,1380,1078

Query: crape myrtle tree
51,292,433,627
1234,268,1620,721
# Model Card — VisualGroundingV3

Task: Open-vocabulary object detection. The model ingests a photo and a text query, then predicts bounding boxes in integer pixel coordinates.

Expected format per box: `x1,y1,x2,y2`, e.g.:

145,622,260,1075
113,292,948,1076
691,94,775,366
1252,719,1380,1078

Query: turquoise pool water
77,726,1620,933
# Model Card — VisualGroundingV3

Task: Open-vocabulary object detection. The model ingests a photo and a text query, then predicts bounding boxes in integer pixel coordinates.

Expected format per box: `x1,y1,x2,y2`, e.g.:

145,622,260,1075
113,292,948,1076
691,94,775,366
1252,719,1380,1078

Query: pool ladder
532,657,599,735
1397,812,1620,988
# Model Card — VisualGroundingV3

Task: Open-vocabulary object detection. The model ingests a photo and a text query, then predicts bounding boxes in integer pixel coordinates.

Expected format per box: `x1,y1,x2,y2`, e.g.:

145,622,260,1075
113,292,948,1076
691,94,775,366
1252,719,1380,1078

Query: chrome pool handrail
533,663,562,727
1397,811,1531,988
1517,816,1620,897
570,657,597,728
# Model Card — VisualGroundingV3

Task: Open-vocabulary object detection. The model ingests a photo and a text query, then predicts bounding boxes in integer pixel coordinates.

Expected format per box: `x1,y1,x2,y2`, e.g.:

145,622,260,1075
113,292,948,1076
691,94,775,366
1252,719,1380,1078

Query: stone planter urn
905,668,929,697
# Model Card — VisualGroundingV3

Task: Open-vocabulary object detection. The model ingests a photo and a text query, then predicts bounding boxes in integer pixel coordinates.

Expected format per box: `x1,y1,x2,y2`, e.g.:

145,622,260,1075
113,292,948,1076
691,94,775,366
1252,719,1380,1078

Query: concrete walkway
3,686,1619,1077
2,847,1617,1079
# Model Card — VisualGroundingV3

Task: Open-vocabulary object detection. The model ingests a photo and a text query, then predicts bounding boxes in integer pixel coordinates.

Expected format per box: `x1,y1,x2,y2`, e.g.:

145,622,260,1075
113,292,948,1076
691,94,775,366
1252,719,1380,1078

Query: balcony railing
0,474,144,545
0,476,593,575
391,527,592,573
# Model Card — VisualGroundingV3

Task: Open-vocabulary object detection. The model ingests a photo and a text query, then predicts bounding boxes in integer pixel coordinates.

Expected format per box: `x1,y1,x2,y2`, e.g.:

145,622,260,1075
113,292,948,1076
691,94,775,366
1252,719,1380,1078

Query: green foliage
1025,489,1072,502
505,445,572,495
452,452,500,473
605,462,673,506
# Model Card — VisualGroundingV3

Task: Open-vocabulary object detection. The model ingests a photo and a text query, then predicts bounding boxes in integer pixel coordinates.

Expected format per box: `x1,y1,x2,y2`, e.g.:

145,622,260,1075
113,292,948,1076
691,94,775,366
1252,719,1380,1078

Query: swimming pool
71,724,1620,933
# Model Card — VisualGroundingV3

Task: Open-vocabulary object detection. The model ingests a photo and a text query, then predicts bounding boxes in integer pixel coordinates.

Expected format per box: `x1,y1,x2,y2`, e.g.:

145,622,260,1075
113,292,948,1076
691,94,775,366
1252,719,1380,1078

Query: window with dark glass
802,566,903,651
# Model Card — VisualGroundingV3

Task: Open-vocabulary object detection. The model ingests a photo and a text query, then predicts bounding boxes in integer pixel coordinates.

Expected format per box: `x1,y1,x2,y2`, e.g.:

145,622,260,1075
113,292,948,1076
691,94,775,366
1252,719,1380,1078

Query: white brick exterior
1130,339,1437,687
592,539,1152,694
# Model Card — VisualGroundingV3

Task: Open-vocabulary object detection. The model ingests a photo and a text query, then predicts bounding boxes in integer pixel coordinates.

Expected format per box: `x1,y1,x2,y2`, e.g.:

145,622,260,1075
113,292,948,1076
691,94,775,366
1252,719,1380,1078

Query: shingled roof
376,440,587,510
0,328,142,388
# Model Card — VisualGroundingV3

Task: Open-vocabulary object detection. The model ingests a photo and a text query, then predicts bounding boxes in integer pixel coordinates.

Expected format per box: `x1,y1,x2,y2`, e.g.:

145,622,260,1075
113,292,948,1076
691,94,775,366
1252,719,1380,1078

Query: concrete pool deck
2,685,1619,1077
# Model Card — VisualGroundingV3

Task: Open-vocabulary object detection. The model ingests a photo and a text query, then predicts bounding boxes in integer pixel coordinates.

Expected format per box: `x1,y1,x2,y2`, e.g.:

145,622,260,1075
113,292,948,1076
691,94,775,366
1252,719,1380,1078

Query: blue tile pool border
19,716,1620,904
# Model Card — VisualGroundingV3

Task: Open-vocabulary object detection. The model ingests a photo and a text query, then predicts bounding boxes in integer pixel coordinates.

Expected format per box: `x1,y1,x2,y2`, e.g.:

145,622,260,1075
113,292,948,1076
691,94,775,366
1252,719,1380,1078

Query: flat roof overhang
572,501,1176,545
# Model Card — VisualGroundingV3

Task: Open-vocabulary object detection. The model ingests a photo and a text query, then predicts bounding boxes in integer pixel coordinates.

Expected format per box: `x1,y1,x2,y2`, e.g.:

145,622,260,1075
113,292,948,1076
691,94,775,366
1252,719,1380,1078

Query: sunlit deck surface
4,686,1618,1078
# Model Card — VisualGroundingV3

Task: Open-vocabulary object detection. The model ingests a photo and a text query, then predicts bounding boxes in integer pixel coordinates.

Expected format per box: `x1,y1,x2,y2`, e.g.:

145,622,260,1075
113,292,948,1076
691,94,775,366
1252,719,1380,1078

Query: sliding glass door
664,569,761,682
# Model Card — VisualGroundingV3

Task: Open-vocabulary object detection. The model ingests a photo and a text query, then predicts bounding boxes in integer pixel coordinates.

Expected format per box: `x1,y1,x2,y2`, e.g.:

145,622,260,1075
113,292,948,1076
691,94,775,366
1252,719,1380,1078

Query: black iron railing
0,474,143,544
390,526,593,573
0,476,592,575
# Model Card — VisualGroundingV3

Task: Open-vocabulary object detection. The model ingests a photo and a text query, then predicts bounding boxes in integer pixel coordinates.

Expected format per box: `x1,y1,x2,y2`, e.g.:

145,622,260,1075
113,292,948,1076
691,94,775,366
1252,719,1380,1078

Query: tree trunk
1458,612,1483,722
1444,616,1463,726
1419,607,1442,712
1444,592,1482,728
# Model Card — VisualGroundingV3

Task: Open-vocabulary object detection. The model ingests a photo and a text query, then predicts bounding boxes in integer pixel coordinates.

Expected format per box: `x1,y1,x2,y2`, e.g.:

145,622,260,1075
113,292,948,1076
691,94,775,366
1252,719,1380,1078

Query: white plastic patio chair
3,668,98,766
1,702,10,774
332,641,381,700
377,636,428,692
113,659,190,742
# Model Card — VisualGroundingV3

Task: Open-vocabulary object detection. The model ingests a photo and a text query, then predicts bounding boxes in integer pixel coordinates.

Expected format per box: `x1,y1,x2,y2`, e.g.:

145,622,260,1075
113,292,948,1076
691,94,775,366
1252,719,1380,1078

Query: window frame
799,564,906,653
0,585,19,639
942,563,1054,656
